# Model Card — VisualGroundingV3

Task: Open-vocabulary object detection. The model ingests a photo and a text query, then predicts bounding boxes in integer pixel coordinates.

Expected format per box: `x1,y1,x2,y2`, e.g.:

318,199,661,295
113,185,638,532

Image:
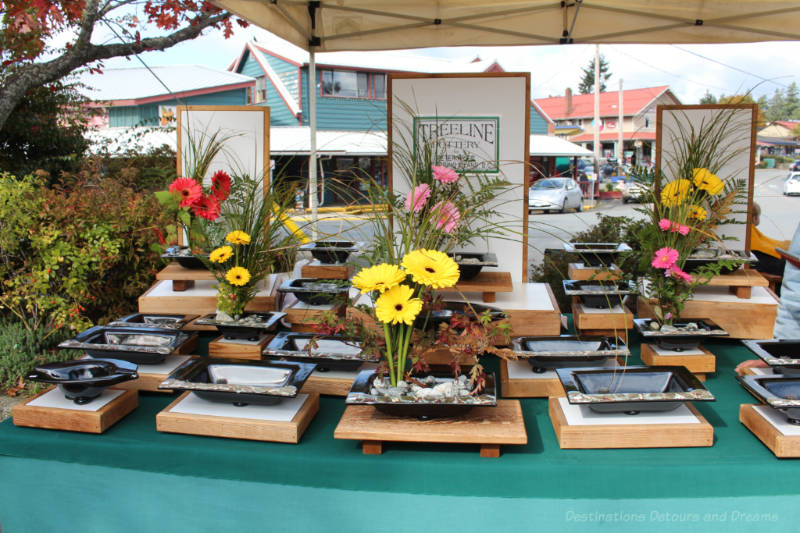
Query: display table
2,332,800,532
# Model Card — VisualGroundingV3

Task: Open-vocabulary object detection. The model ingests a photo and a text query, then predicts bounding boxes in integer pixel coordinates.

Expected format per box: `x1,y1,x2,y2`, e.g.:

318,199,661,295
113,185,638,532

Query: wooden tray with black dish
158,246,214,291
196,311,285,360
738,373,800,457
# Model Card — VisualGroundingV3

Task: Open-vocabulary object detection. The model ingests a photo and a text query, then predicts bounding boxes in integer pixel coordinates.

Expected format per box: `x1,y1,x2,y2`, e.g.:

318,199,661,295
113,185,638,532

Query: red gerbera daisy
192,194,221,221
169,177,202,208
211,170,232,202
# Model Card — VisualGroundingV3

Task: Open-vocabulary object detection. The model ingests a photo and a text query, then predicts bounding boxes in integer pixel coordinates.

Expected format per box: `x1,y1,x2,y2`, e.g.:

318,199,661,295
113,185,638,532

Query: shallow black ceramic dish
299,240,362,264
513,335,628,373
264,331,377,372
161,245,209,270
58,325,193,364
278,278,351,305
633,318,728,351
447,252,498,281
742,339,800,377
27,358,138,405
160,358,315,406
563,280,635,308
738,375,800,424
557,365,714,414
193,312,286,341
414,300,506,331
683,248,756,274
345,369,497,419
108,313,197,330
563,242,632,267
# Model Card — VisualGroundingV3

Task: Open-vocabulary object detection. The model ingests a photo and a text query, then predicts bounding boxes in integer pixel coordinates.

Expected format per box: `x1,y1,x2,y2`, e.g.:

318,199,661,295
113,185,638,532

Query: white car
784,172,800,196
529,178,583,213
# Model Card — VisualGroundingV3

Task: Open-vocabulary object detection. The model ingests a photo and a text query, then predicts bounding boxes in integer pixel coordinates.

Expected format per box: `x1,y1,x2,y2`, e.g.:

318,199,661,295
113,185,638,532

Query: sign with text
413,116,500,173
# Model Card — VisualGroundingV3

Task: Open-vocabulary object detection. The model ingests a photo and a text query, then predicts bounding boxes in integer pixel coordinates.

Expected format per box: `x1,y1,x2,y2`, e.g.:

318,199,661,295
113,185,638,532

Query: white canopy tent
210,0,800,232
530,134,592,158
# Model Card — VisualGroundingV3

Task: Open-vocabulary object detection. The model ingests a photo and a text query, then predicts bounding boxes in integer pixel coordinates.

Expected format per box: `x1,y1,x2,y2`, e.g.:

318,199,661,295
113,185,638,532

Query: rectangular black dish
563,280,635,308
742,339,800,376
683,248,756,274
108,313,198,330
738,375,800,424
27,358,138,405
299,240,363,264
633,318,728,351
193,311,286,341
161,245,209,270
264,331,377,372
448,252,498,281
345,369,497,418
557,365,714,414
277,278,351,305
58,326,194,364
414,300,506,331
563,242,632,267
512,335,628,373
159,358,316,406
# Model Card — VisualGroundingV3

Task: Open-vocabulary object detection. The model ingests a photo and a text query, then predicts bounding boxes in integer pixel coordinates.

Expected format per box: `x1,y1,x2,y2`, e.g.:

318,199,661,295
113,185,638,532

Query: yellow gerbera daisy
209,245,233,263
689,204,707,221
692,168,724,195
352,263,406,294
401,249,460,289
225,266,251,286
375,284,423,325
226,230,251,245
661,179,691,207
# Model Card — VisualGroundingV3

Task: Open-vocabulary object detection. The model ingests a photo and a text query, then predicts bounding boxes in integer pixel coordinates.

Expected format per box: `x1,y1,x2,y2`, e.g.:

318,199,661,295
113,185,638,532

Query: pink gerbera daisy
404,183,431,212
669,264,693,282
432,201,460,233
651,247,679,269
169,177,203,208
432,165,459,184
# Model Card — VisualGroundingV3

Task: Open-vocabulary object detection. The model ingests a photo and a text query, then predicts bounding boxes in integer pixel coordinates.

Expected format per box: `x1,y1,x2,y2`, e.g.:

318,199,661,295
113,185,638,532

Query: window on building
371,73,386,99
321,70,386,99
255,76,267,103
645,116,650,128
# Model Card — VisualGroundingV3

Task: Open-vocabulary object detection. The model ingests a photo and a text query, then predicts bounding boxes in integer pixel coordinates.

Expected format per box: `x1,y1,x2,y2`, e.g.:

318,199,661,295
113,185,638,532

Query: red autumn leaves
168,170,231,221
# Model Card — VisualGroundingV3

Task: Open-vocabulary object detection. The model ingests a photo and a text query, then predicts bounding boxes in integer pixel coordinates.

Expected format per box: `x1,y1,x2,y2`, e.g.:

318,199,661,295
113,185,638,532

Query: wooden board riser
300,264,352,280
740,404,800,458
300,375,357,397
567,263,622,281
640,343,716,374
572,301,634,331
208,335,272,360
499,359,565,398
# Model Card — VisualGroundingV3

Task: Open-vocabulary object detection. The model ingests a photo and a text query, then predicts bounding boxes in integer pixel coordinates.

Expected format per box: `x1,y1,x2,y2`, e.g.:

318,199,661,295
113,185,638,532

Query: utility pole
617,78,624,168
593,44,601,176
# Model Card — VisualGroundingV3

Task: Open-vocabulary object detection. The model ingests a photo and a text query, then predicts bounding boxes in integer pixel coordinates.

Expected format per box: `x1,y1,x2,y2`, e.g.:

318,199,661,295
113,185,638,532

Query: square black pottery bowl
109,313,197,330
278,278,351,305
742,339,800,376
58,326,193,364
738,374,800,424
264,331,377,372
563,242,631,267
27,358,138,405
299,240,362,264
161,246,209,270
633,318,727,351
512,335,628,373
563,279,635,308
414,300,506,331
448,252,498,281
193,311,286,341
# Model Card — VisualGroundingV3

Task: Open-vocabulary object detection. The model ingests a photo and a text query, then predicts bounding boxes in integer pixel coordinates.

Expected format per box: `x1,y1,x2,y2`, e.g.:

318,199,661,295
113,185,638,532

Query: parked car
790,160,800,172
785,172,800,196
623,181,649,203
529,177,583,213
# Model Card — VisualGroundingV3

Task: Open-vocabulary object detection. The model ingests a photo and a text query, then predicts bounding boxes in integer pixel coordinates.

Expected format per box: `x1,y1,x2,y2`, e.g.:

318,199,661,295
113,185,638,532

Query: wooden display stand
12,387,138,434
637,286,778,339
500,359,565,398
138,275,283,316
494,282,561,337
704,269,769,299
300,261,352,280
284,301,344,333
640,343,715,381
208,334,272,360
111,355,196,393
740,404,800,458
548,397,713,449
300,364,377,397
156,263,215,292
156,392,318,443
567,263,622,281
439,271,513,303
571,299,633,336
334,400,527,457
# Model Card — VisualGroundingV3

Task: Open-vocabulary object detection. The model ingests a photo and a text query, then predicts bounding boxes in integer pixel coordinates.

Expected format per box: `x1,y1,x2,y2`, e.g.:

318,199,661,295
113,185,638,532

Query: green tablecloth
1,333,799,532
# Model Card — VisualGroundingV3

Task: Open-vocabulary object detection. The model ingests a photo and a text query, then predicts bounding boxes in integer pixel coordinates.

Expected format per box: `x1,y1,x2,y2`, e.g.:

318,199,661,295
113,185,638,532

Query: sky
88,23,800,105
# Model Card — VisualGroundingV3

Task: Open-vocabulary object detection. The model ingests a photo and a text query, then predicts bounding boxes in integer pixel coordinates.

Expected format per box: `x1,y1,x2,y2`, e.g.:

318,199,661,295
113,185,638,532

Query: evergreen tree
578,54,611,94
699,91,717,104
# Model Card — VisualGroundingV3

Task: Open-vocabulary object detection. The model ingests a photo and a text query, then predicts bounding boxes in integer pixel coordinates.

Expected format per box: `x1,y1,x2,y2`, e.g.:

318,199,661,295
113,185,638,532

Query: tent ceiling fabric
212,0,800,51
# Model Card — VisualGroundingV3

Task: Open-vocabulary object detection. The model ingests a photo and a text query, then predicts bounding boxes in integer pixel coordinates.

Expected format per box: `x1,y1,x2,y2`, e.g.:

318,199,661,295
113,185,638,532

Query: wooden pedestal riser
639,343,716,376
567,263,622,281
300,263,352,280
740,404,800,458
12,388,138,434
208,335,272,360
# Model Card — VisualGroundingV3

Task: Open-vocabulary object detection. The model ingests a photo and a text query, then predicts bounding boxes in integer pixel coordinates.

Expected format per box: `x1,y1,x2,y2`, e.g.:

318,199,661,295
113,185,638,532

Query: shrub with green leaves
0,319,73,395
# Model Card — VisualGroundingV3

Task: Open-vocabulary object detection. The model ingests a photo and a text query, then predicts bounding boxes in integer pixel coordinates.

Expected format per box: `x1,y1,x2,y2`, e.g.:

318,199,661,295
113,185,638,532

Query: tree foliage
702,83,800,125
578,53,611,94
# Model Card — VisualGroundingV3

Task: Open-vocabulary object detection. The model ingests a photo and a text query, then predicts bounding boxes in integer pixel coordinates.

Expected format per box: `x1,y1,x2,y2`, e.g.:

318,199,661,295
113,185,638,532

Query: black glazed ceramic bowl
557,365,714,414
193,312,286,341
27,358,138,405
299,240,362,264
563,280,635,309
742,339,800,377
278,278,351,305
160,358,315,406
413,300,506,331
683,249,756,274
633,318,728,351
563,242,632,267
447,252,498,281
738,375,800,424
512,335,628,373
161,246,209,270
264,331,377,372
345,369,497,419
58,326,193,364
108,313,197,330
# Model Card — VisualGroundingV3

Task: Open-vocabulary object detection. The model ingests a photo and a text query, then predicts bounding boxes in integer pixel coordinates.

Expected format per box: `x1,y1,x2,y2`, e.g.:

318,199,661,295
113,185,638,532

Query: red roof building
534,86,680,164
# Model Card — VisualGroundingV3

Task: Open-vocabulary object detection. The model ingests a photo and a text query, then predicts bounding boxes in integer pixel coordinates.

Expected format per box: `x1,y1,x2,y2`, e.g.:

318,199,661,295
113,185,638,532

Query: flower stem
383,323,396,387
